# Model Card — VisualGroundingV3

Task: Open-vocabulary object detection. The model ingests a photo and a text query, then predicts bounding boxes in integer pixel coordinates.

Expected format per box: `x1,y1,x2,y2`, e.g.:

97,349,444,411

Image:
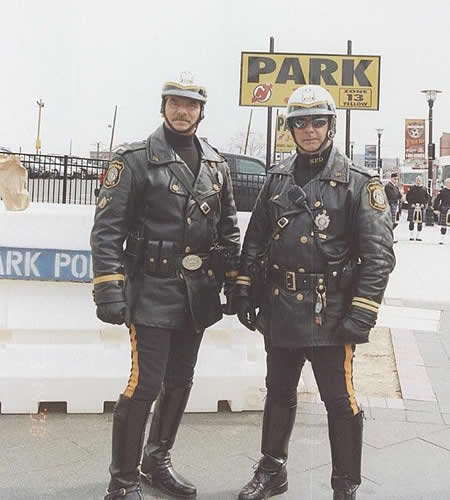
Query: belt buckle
181,254,203,271
286,271,296,291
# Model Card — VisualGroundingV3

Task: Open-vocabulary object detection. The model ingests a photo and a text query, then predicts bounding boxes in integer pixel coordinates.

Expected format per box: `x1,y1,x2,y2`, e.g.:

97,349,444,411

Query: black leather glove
338,303,378,344
339,315,372,344
236,296,256,331
96,301,130,326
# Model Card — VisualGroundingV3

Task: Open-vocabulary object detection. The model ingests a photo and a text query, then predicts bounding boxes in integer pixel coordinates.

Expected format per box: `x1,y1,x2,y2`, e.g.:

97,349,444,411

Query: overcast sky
1,0,449,161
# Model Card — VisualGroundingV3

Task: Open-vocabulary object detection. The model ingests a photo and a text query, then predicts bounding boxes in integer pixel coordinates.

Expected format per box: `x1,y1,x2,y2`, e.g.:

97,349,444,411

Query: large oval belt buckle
181,254,203,271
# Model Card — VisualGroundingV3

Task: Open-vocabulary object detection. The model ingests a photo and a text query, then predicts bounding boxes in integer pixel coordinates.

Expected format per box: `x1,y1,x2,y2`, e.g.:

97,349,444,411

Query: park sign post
240,52,381,110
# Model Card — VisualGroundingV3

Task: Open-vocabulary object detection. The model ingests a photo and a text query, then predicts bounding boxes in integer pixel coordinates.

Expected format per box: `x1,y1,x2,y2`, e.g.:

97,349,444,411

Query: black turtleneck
164,125,201,179
294,143,332,188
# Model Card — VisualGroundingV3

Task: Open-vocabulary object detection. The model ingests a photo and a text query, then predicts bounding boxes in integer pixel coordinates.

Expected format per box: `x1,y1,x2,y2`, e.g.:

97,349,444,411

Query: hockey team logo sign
252,84,273,103
405,119,425,160
240,52,381,110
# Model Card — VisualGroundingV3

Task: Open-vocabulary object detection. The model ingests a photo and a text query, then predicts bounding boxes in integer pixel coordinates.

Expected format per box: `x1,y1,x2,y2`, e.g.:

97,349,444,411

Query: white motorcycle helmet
161,72,207,121
286,85,337,153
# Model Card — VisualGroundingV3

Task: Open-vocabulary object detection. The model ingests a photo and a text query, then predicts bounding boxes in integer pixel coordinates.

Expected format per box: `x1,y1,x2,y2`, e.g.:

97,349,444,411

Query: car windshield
236,158,265,175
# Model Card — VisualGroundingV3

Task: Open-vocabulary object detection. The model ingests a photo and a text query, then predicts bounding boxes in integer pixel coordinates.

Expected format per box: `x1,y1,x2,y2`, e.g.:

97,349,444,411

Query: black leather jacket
90,125,240,332
237,146,395,348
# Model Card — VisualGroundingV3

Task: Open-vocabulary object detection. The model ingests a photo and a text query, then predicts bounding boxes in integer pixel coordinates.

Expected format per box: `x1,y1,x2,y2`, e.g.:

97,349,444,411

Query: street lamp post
35,98,45,154
376,128,383,177
350,141,355,161
421,89,441,226
108,105,118,160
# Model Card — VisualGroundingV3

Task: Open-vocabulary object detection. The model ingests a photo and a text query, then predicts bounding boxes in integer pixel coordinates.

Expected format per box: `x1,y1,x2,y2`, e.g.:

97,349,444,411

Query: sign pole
265,36,275,170
272,109,279,164
243,109,253,155
345,40,352,158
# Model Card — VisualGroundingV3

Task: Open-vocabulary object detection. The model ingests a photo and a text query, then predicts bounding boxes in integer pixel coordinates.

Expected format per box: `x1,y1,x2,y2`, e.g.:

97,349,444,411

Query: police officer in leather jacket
90,74,240,500
234,85,395,500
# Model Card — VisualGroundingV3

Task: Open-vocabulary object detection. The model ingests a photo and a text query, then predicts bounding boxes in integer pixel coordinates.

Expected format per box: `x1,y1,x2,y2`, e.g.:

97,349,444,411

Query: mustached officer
234,85,395,500
91,73,240,500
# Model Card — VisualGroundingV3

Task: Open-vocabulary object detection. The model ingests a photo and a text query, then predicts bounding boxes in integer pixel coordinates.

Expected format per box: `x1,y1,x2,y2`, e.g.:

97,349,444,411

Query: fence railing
10,153,265,210
13,153,109,205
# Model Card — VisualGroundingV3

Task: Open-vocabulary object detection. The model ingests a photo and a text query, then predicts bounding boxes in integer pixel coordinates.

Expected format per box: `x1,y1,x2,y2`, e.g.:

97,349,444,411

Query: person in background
433,177,450,245
406,175,429,241
384,171,402,243
90,73,240,500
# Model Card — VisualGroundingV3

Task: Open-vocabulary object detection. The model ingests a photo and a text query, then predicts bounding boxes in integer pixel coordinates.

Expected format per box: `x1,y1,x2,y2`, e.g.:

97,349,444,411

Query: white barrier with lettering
0,203,316,414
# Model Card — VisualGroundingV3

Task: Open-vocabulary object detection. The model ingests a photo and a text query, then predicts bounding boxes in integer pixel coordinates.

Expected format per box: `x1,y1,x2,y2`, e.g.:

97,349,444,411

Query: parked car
220,152,266,212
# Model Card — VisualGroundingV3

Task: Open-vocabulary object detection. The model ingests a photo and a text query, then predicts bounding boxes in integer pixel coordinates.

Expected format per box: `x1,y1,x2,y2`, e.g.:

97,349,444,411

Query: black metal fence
231,172,265,212
15,153,108,205
10,153,265,210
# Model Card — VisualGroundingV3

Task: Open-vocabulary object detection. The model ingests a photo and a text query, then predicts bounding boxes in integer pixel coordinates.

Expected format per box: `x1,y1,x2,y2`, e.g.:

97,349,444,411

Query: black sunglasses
291,117,329,129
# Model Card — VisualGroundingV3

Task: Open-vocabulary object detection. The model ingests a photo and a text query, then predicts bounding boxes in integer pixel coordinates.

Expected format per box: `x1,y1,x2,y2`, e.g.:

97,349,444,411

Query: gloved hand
338,316,371,344
236,296,256,331
96,301,130,326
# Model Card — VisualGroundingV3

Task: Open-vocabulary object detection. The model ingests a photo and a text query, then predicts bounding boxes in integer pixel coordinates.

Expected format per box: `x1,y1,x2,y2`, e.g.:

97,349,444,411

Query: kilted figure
406,175,429,241
433,178,450,245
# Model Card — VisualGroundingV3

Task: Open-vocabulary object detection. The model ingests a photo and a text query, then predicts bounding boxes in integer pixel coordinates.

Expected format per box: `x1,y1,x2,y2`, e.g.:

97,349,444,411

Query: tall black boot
105,395,153,500
140,383,196,498
238,396,297,500
328,411,364,500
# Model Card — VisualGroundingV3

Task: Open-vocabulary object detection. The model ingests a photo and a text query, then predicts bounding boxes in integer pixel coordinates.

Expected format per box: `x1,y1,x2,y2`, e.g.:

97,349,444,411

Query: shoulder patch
367,181,387,211
103,160,124,189
97,194,110,209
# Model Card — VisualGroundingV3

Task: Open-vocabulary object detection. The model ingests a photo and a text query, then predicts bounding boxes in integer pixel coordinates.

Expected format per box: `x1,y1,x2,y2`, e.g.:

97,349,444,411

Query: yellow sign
275,114,296,153
240,52,381,110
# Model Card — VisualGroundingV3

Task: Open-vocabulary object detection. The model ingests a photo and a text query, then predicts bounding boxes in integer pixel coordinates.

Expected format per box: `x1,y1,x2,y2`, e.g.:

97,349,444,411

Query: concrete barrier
0,203,316,414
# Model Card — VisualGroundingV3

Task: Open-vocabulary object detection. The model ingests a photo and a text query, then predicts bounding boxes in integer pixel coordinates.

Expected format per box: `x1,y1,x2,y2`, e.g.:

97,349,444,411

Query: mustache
174,114,190,121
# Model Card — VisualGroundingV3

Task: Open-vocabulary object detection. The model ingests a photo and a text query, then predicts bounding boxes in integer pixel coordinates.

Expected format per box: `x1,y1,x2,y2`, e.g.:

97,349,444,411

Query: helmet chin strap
296,137,333,157
164,117,198,135
290,117,335,157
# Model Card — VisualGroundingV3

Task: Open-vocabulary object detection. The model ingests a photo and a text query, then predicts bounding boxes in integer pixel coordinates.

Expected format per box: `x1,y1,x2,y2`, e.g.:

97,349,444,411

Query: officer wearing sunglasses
234,85,395,500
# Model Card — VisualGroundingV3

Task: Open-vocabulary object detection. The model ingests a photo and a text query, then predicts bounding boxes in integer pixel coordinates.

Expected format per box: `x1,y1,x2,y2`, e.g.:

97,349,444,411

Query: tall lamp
421,89,441,226
36,98,45,154
376,128,384,177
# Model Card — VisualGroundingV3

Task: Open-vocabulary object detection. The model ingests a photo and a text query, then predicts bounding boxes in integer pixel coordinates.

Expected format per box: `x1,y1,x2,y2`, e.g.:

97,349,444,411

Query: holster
209,244,232,288
124,233,145,278
249,255,267,308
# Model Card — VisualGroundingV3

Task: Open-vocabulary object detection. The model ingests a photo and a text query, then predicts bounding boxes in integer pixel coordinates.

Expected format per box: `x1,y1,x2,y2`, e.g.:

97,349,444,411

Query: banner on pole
275,114,296,153
405,119,425,160
240,52,381,110
364,145,377,169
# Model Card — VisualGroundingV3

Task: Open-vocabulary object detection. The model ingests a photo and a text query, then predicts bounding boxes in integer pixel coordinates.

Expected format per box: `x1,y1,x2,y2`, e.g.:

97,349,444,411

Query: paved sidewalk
1,219,449,499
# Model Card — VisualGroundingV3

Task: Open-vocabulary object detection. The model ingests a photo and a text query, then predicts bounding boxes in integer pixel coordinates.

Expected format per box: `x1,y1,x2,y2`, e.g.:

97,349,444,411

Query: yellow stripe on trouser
124,324,139,398
344,344,359,415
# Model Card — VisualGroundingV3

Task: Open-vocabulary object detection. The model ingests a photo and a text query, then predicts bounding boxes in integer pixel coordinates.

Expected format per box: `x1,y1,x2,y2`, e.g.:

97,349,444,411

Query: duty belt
269,269,325,292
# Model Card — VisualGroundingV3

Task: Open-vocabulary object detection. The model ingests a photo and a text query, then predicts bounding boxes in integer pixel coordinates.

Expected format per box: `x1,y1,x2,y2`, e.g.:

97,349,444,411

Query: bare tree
227,131,265,159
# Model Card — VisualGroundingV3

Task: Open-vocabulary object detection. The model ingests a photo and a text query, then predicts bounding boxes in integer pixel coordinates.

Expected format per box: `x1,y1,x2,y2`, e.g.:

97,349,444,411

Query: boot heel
270,481,288,496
